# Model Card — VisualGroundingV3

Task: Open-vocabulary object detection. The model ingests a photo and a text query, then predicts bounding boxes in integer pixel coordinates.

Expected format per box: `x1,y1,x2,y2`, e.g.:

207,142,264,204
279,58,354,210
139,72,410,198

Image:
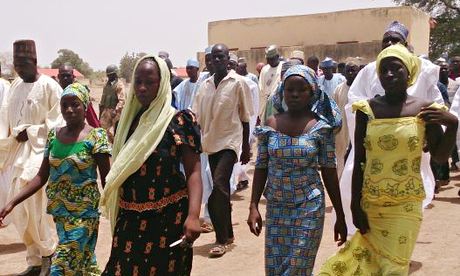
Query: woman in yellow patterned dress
319,44,458,275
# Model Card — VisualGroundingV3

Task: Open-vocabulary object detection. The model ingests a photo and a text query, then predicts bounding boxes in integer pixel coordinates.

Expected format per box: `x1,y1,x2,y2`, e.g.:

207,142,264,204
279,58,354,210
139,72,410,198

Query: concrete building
201,6,430,73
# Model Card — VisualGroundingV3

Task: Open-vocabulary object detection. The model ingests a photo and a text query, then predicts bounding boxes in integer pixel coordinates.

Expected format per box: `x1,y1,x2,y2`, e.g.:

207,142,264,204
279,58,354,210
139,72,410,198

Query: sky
2,0,396,70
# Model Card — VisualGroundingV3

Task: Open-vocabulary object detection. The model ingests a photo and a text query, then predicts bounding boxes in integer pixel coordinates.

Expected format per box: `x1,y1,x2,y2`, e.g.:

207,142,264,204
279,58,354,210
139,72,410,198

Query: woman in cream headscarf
101,55,202,276
319,44,457,275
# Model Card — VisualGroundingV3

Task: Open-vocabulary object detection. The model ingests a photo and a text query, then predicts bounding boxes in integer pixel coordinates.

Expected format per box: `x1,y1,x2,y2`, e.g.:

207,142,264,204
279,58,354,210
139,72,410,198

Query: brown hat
13,40,37,59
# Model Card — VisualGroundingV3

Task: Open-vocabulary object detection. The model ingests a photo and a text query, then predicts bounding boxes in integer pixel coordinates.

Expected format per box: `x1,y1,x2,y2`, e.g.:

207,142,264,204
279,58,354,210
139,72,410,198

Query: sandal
200,222,214,233
209,244,226,258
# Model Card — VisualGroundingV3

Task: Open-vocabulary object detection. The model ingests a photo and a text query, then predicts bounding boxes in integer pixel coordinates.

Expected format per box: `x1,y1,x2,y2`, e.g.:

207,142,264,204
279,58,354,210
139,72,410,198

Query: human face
345,64,360,85
211,45,229,74
266,55,279,67
322,67,334,79
13,57,37,82
381,32,406,50
205,54,214,75
307,59,319,72
186,66,198,81
58,68,75,89
134,60,161,108
236,63,247,76
283,75,313,112
439,63,449,82
107,72,117,82
450,56,460,74
379,57,409,94
60,95,85,126
228,60,238,71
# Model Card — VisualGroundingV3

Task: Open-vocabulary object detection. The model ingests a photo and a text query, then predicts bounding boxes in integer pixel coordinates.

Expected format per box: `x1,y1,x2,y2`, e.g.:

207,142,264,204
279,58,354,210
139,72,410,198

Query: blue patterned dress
45,128,111,275
255,119,336,276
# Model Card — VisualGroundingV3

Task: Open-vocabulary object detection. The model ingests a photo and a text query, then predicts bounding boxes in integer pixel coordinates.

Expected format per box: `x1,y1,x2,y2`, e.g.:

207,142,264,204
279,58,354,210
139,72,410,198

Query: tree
119,52,147,83
51,49,93,77
393,0,460,58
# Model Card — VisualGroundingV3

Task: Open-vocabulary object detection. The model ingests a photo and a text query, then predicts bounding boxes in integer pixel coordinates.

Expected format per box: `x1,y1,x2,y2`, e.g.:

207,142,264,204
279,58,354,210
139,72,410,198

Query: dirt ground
1,84,460,275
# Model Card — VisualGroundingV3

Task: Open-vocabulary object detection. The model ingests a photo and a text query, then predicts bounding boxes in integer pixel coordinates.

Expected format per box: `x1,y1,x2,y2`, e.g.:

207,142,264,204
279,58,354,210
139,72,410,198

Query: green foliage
393,0,460,58
51,49,93,77
119,52,147,83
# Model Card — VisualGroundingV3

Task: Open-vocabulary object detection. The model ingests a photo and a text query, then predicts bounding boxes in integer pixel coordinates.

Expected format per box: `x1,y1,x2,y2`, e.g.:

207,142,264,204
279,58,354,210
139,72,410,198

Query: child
0,83,111,275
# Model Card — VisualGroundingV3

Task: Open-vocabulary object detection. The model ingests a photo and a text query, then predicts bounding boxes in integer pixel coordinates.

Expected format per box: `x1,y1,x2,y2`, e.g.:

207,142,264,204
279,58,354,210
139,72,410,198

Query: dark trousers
208,150,237,245
430,158,450,181
452,146,459,165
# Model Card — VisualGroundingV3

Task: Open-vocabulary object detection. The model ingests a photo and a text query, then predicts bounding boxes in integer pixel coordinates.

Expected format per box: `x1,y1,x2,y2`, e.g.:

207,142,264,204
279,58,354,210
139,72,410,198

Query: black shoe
236,180,249,191
17,266,41,276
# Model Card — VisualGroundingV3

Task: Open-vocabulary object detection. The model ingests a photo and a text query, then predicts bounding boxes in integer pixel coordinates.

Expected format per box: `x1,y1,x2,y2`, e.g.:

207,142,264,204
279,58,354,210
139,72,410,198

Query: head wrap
61,83,90,111
186,59,199,68
229,52,238,63
385,21,409,41
320,57,335,68
275,65,341,128
290,50,305,62
376,43,421,87
100,55,176,233
13,40,37,59
265,45,279,58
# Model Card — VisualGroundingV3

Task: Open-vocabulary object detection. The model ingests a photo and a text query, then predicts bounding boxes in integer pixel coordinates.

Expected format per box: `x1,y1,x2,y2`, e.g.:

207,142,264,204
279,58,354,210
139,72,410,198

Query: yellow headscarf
100,55,176,233
376,43,421,87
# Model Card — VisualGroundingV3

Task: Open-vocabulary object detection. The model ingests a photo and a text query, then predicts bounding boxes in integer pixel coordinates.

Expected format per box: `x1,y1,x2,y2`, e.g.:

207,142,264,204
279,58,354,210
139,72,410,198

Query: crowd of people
0,19,459,276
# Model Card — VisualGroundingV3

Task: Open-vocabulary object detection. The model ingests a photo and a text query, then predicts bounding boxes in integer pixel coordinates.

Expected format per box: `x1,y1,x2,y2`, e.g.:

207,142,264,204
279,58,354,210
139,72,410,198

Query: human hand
247,206,262,236
334,216,347,246
16,129,28,142
0,203,14,226
419,107,458,128
183,216,201,244
240,144,251,165
351,204,369,234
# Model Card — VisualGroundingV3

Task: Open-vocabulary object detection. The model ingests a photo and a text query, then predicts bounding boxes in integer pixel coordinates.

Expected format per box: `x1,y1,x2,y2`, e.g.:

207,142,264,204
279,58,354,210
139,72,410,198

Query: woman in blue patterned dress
247,65,347,275
0,83,111,275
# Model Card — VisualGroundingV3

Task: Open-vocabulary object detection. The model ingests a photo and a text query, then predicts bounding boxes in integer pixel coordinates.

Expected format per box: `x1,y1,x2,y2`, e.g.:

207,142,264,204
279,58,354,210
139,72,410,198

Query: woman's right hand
0,203,14,226
247,206,262,236
351,204,369,234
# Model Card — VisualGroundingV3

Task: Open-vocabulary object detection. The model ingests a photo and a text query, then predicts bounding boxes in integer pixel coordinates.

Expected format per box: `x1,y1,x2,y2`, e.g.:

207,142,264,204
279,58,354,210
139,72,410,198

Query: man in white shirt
1,39,62,276
258,45,283,117
318,57,346,97
173,59,200,110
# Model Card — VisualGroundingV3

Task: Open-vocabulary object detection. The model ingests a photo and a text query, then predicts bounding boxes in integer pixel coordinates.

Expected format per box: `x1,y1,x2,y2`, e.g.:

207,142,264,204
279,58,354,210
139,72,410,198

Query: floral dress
103,110,201,276
319,100,446,275
45,127,111,275
254,119,336,276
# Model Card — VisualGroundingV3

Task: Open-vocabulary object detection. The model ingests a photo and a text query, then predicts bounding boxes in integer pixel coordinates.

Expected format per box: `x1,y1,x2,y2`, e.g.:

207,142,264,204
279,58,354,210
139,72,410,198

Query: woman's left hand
334,216,347,246
183,216,201,244
419,107,458,128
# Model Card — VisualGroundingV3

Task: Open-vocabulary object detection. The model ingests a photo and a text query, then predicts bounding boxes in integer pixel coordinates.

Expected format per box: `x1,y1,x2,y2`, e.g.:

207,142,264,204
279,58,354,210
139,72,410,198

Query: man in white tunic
2,40,62,276
340,22,443,234
258,45,283,117
318,57,346,97
173,59,201,110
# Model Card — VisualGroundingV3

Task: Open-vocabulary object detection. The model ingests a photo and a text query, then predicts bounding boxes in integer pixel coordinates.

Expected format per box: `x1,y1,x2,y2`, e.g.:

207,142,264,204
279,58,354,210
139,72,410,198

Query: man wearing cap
173,59,201,110
99,64,125,142
318,57,346,97
1,39,62,276
193,43,253,257
332,57,361,179
340,21,444,234
259,45,284,117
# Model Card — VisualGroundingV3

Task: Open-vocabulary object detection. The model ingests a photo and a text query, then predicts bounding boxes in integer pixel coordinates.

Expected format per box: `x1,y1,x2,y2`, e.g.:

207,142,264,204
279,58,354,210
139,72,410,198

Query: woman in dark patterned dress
100,55,202,276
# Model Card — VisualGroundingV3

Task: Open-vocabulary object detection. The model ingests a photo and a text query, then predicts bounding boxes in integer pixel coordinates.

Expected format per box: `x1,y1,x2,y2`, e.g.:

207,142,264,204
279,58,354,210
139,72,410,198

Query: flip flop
209,244,226,258
200,222,214,233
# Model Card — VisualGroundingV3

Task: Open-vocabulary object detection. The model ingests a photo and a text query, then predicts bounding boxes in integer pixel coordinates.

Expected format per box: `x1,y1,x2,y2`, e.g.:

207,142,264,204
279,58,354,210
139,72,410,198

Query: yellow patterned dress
319,100,444,276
